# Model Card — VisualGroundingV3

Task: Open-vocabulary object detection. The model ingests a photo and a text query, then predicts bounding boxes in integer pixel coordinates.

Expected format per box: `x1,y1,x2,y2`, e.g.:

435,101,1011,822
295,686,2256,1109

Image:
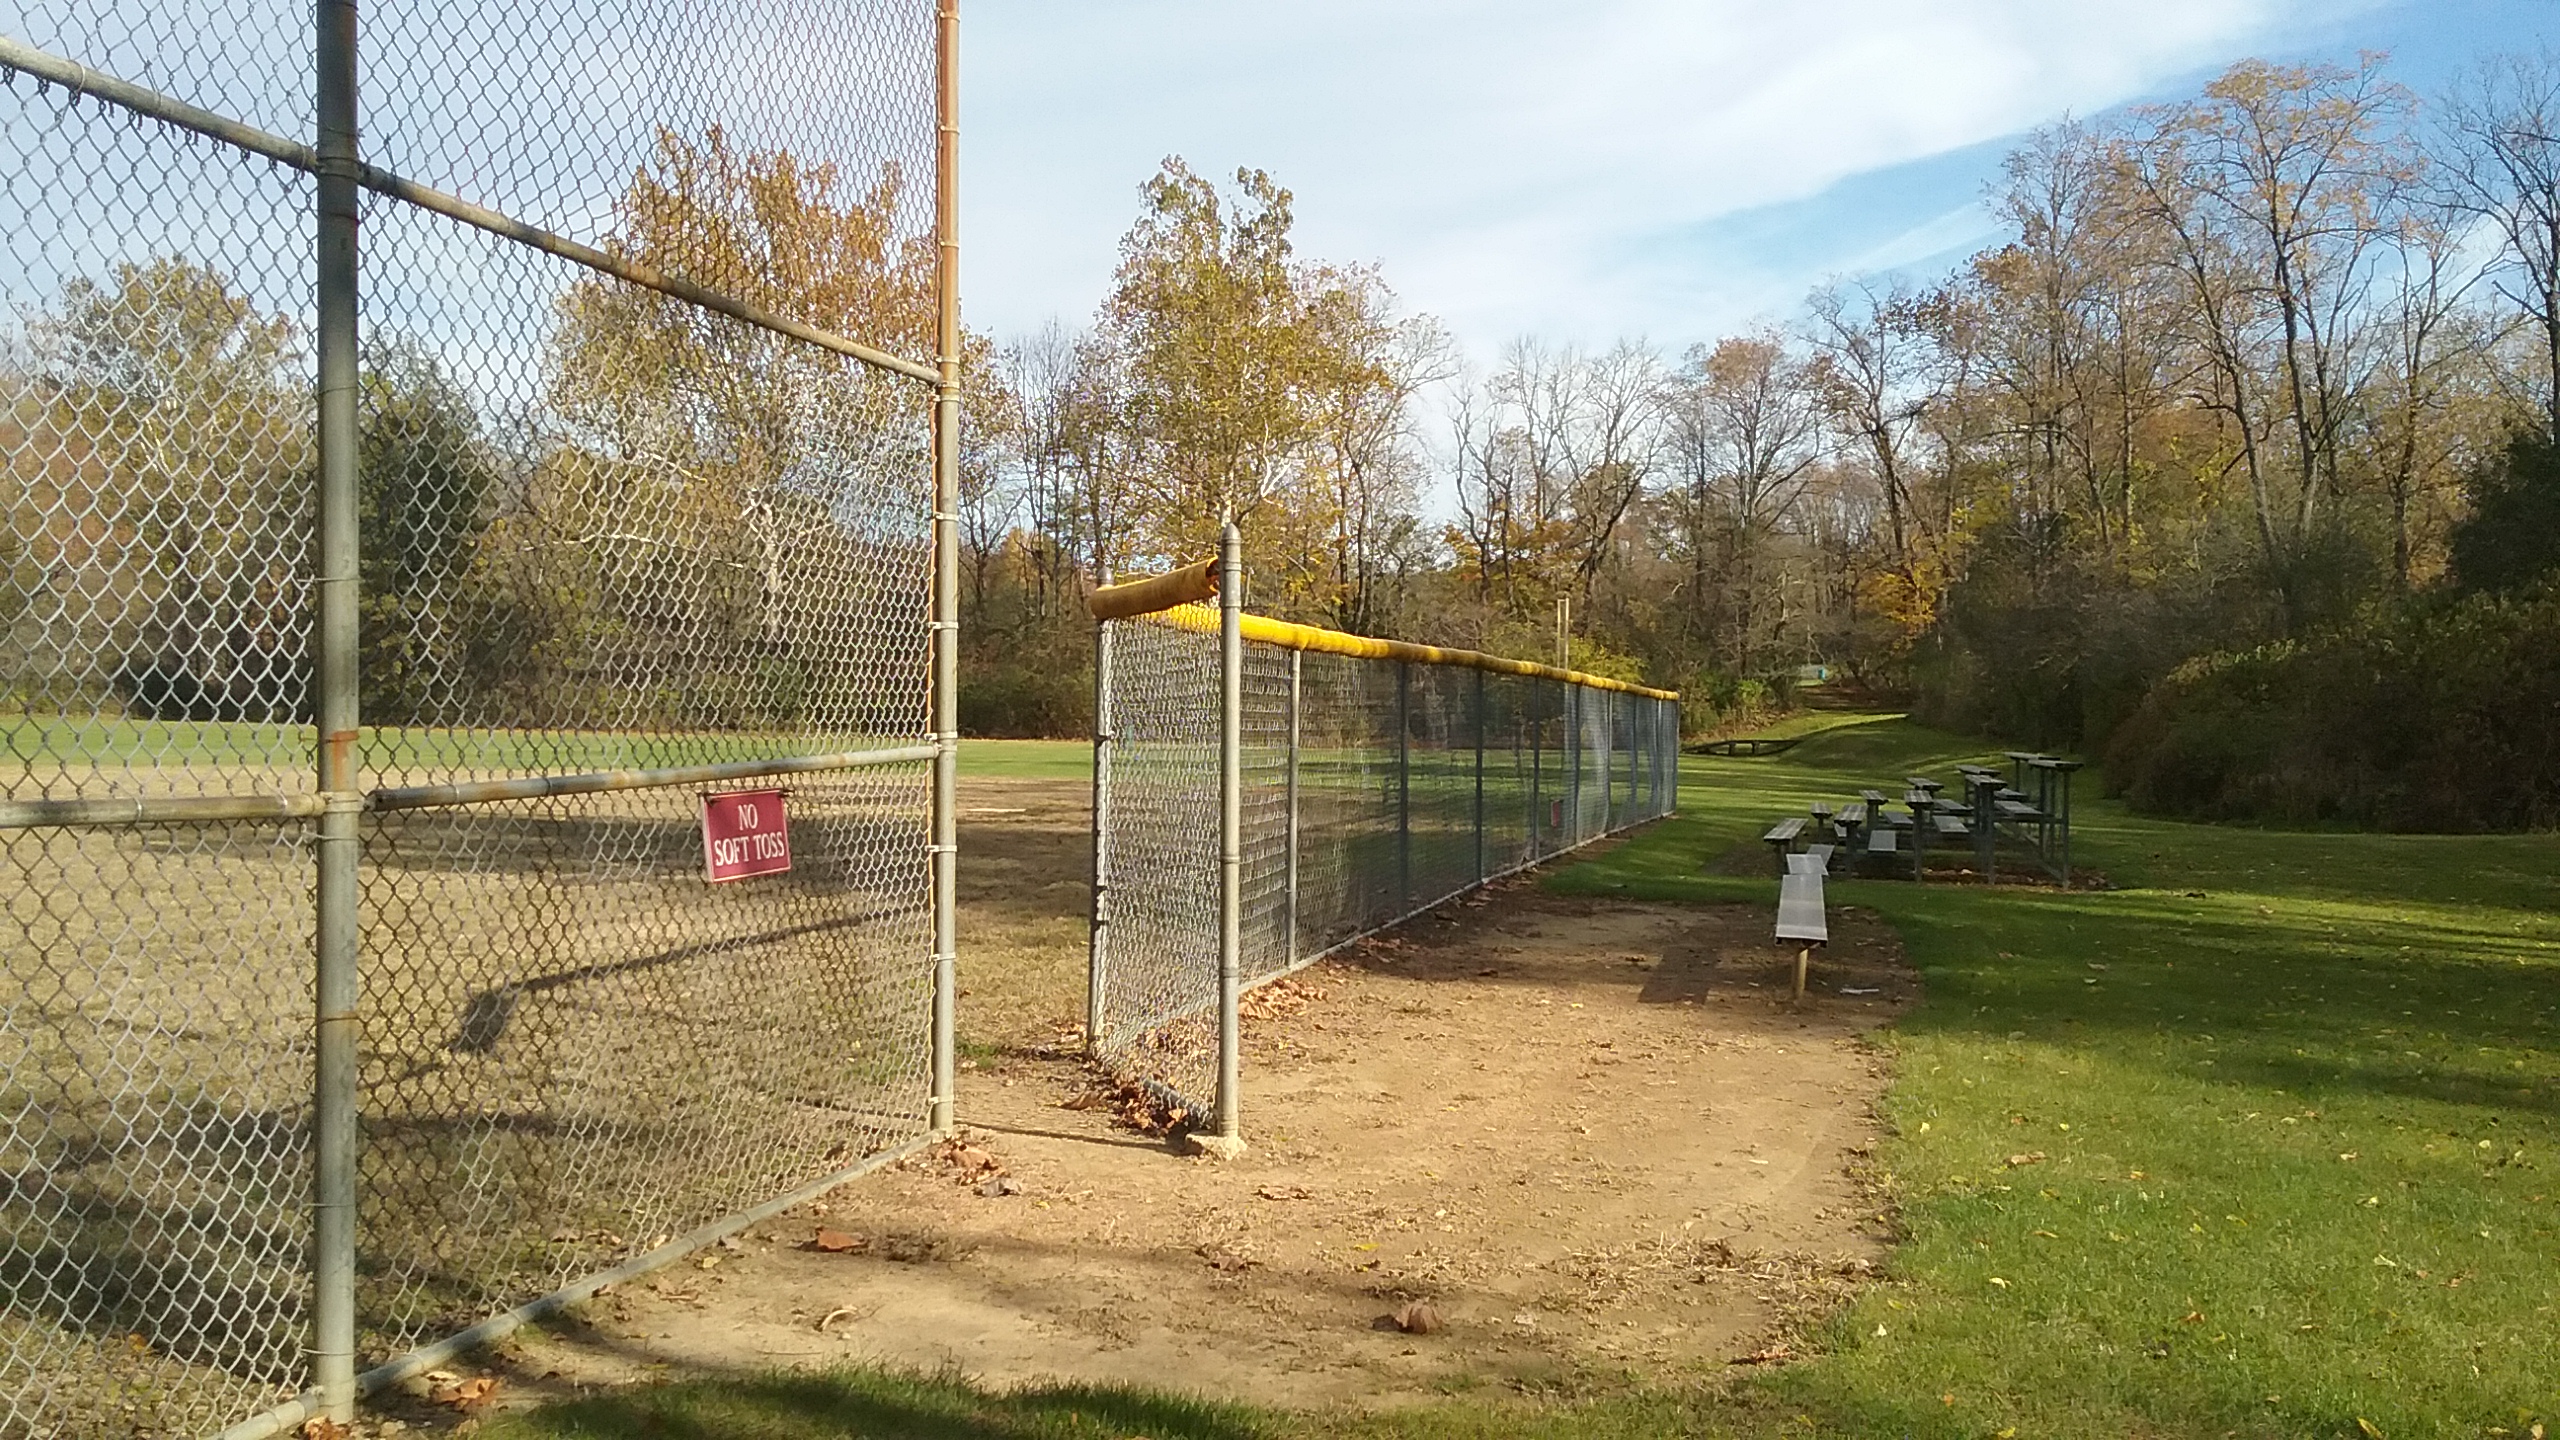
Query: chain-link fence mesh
2,5,947,1435
1090,608,1679,1123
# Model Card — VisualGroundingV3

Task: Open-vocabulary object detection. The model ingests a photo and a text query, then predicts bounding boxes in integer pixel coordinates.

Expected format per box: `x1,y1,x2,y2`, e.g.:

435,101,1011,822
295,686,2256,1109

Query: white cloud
963,0,2376,349
1840,201,2006,279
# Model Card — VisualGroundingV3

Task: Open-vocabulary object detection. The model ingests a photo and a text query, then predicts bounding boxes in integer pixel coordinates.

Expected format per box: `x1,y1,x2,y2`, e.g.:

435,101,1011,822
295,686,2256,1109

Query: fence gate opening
1087,536,1681,1146
0,3,961,1435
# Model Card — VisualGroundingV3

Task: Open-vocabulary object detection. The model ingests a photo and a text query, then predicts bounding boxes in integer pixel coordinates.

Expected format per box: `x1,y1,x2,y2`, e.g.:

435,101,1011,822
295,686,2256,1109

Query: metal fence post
1212,522,1245,1148
1628,695,1641,816
1566,682,1581,846
1659,700,1671,814
928,0,961,1138
1527,682,1543,858
1284,647,1301,971
1600,692,1614,830
1396,660,1411,906
1086,569,1112,1054
311,1,362,1422
1472,667,1486,884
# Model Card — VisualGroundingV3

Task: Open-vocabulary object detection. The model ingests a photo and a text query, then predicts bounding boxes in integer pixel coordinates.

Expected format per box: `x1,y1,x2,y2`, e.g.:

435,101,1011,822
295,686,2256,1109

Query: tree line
13,52,2560,827
3,127,936,736
959,52,2560,828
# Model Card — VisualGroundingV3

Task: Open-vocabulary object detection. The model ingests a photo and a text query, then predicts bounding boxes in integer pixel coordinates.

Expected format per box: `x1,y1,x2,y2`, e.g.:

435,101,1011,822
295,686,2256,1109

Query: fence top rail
1134,604,1679,701
0,34,940,385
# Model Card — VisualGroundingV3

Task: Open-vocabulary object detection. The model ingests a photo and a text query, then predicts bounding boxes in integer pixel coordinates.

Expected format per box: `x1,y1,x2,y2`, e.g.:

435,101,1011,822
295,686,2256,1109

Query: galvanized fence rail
1,4,960,1436
1087,536,1680,1145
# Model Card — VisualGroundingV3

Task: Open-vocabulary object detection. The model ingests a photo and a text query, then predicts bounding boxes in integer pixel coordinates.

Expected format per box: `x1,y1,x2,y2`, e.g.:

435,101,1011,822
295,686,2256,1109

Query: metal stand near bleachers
1777,853,1829,1000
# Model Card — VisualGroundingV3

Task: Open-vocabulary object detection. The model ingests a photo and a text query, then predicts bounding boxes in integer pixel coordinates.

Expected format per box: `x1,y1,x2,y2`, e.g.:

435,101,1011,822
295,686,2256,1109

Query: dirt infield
429,775,1916,1419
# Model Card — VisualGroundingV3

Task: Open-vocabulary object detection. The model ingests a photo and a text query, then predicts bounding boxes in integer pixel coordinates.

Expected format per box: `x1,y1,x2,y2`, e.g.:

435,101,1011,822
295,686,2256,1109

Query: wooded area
955,53,2560,829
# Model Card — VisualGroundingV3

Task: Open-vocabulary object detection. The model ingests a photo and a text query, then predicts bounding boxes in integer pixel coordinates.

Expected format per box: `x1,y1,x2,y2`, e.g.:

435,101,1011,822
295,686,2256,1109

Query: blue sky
962,0,2560,357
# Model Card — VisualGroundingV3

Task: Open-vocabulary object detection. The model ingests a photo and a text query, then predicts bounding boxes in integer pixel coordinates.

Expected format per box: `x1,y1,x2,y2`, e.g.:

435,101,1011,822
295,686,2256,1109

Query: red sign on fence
702,789,791,882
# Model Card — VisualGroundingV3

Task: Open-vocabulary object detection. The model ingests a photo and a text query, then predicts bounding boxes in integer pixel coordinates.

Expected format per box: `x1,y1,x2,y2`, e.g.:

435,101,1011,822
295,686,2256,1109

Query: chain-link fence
1087,538,1679,1136
2,4,958,1435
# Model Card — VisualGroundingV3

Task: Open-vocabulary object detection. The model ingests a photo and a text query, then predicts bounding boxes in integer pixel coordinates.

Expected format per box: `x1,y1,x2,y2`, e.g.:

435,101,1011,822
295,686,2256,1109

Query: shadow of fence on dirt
472,1329,1280,1440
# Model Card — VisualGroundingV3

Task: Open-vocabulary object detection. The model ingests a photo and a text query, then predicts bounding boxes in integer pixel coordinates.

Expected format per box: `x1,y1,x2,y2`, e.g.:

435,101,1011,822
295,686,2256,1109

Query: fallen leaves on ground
927,1135,1006,1183
1239,976,1328,1021
426,1372,500,1411
1062,1078,1188,1136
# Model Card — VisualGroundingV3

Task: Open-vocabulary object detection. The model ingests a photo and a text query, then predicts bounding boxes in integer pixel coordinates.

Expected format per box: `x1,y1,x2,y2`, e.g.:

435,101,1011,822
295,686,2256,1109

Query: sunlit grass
959,737,1091,781
475,1366,1795,1440
1555,717,2560,1436
1708,706,1909,744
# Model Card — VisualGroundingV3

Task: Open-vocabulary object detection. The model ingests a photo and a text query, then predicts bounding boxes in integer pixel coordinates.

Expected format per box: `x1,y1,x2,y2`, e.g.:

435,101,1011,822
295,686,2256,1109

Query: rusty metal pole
928,0,961,1137
311,0,362,1422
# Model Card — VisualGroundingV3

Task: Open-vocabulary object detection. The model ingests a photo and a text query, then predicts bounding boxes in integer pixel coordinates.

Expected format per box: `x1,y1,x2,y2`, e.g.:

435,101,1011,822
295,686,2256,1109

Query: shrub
2104,583,2560,831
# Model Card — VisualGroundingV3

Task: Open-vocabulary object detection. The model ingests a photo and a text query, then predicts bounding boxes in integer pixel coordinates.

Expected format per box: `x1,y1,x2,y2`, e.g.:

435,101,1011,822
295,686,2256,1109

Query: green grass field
5,716,985,776
958,737,1091,781
485,716,2560,1440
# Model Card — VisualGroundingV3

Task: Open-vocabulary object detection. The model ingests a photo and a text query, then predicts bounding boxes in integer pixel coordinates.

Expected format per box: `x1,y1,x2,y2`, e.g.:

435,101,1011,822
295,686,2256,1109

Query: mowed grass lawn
488,719,2560,1440
958,737,1091,781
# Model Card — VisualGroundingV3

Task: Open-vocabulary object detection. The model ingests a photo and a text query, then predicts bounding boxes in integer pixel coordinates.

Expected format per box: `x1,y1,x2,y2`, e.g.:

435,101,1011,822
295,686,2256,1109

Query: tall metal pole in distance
311,0,362,1421
1211,522,1245,1150
1085,565,1112,1054
1283,647,1301,971
927,0,962,1137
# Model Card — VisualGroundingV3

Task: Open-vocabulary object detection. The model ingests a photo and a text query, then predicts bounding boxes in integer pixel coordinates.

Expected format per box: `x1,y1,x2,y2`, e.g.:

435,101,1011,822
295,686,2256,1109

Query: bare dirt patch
481,778,1916,1415
951,774,1095,1054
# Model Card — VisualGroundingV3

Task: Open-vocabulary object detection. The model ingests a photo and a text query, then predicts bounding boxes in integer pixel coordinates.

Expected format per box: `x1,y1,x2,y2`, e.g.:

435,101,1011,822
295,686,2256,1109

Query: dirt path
480,794,1918,1413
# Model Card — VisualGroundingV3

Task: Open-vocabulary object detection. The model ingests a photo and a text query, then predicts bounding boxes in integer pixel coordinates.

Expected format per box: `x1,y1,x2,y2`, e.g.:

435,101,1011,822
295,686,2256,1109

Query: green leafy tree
1104,159,1316,562
2449,428,2560,595
27,258,309,718
510,126,935,727
352,337,499,723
